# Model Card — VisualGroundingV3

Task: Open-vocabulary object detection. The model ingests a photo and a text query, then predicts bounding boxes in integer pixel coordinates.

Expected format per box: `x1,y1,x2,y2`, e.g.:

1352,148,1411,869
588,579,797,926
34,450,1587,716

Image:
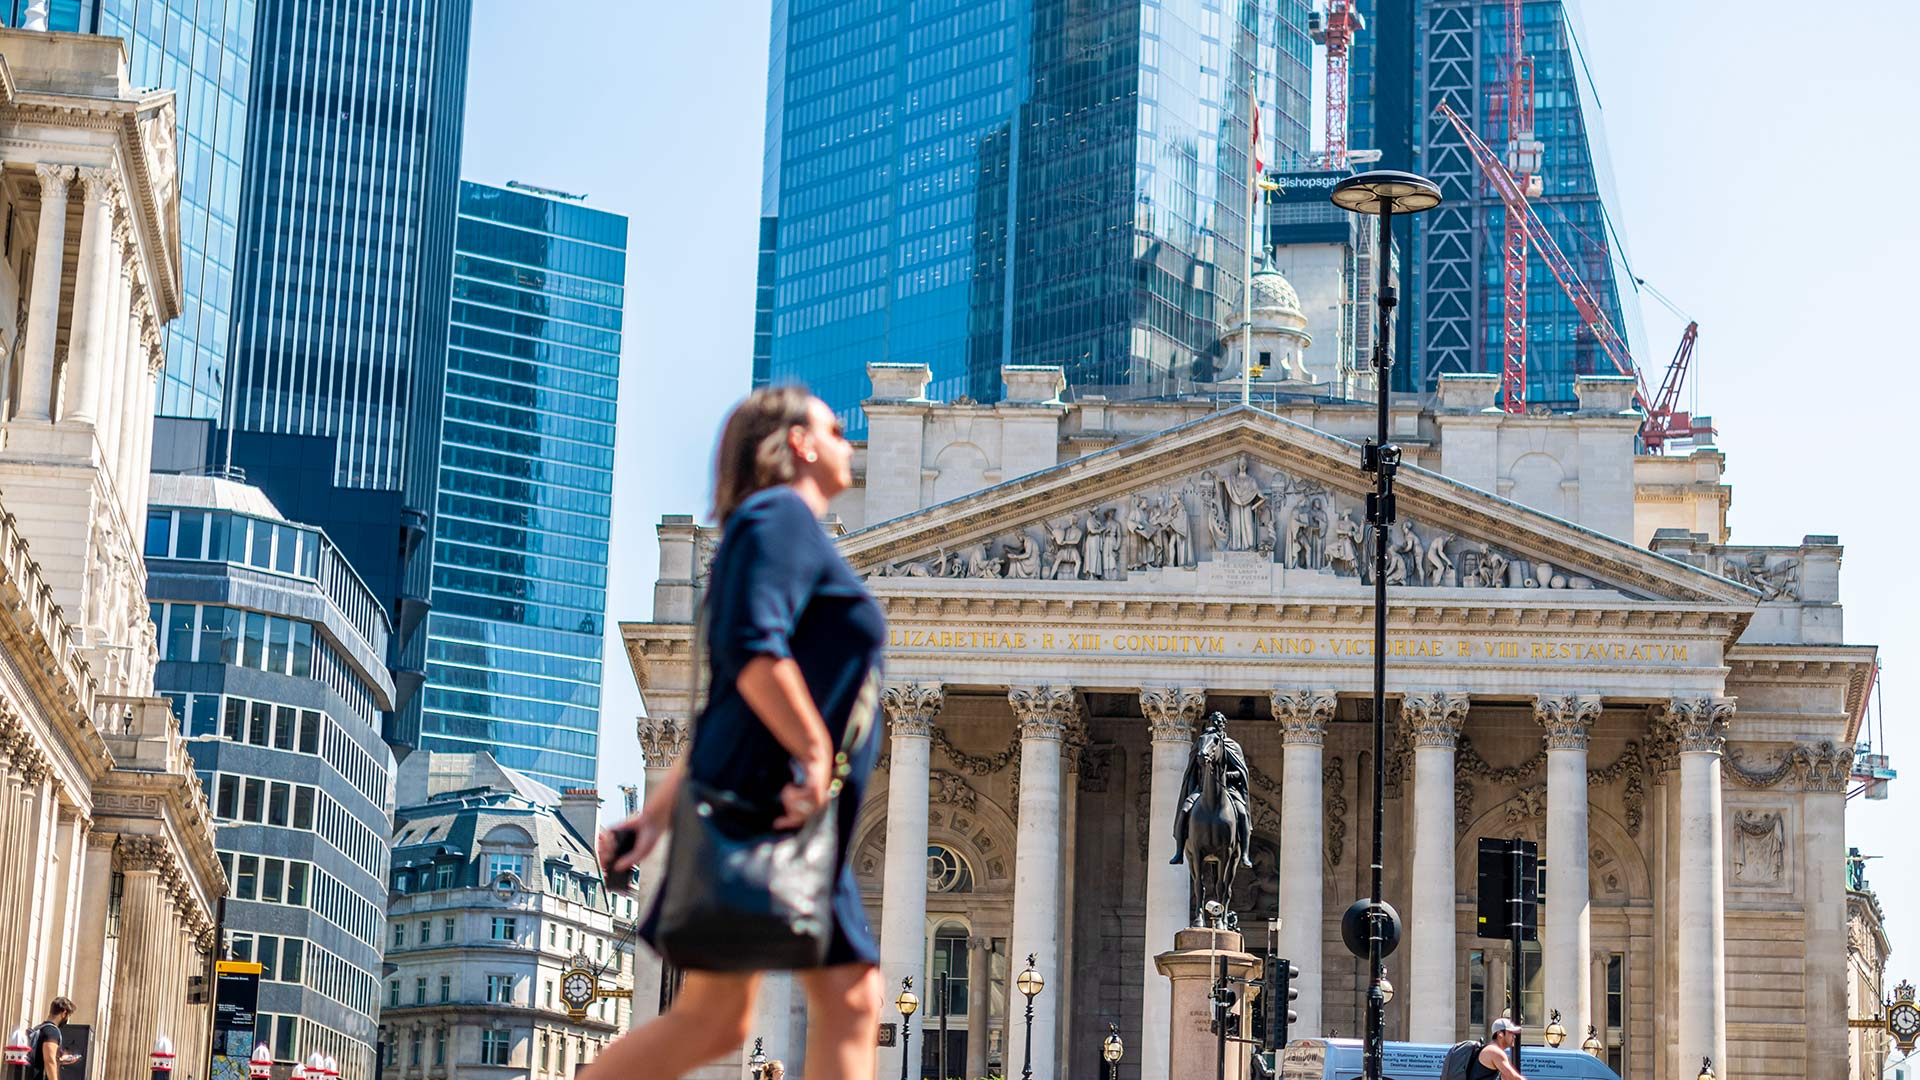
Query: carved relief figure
1045,517,1084,580
1097,508,1122,578
1081,511,1111,580
1325,512,1362,577
1199,472,1231,551
1217,458,1266,551
1004,531,1041,579
1157,494,1192,568
1391,522,1423,586
1424,530,1456,587
1731,809,1786,886
958,540,1002,579
1125,493,1159,570
1285,498,1321,569
1472,543,1510,588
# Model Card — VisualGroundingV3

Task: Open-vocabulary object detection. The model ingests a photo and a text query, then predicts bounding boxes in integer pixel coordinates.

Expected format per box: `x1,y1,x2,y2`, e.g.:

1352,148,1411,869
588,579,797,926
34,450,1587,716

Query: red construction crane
1640,320,1705,452
1432,101,1652,418
1494,0,1542,413
1308,2,1364,167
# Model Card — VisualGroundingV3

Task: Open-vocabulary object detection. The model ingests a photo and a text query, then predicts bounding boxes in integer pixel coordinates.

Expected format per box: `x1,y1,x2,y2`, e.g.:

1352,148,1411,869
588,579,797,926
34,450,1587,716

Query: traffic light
1263,958,1300,1051
1210,983,1240,1035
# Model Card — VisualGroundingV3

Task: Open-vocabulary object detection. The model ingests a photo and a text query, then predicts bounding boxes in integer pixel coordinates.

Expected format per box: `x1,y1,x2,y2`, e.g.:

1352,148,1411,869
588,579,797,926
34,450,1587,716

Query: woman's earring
804,451,818,463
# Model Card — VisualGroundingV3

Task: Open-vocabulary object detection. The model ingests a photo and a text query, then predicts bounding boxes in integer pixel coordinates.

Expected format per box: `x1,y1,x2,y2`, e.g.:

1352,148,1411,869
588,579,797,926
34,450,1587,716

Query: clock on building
1889,981,1920,1053
561,968,597,1016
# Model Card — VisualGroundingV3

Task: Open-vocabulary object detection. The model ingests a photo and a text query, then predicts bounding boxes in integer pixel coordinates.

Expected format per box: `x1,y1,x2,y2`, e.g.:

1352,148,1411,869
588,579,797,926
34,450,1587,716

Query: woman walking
590,387,886,1079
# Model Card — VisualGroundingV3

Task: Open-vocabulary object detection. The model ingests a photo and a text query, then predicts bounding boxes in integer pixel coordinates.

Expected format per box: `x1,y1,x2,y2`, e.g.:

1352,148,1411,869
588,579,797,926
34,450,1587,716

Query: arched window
930,923,971,1019
926,844,973,893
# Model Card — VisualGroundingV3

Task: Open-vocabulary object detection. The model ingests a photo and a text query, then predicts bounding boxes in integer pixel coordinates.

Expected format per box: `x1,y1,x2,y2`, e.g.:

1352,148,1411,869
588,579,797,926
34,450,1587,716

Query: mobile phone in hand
602,826,639,887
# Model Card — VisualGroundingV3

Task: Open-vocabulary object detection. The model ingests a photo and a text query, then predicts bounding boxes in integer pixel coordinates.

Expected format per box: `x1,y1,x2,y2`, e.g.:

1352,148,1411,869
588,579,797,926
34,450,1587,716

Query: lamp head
1544,1010,1567,1048
1329,170,1443,216
1378,972,1394,1005
1582,1026,1604,1056
1698,1057,1716,1080
1017,954,1045,999
896,977,919,1017
1103,1023,1124,1063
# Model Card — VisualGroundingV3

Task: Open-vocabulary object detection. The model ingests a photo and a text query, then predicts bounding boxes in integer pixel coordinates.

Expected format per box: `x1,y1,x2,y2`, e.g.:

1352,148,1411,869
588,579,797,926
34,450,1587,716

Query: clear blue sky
463,1,1920,973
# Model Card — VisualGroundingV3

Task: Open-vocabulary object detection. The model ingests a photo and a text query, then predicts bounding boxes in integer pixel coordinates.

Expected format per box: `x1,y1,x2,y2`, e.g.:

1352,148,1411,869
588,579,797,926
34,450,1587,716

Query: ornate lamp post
1544,1011,1567,1048
1582,1026,1604,1057
1329,169,1444,1080
896,978,920,1080
1697,1058,1716,1080
748,1037,768,1080
1017,955,1045,1080
1103,1023,1124,1080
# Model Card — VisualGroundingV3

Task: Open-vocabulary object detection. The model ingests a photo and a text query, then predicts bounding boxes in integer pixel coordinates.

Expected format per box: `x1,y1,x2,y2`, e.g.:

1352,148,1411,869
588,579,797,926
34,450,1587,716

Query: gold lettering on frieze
886,627,1694,666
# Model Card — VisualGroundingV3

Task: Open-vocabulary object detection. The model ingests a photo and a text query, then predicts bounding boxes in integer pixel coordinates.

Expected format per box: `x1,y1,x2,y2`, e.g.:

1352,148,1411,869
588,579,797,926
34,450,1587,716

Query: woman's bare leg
798,963,883,1080
584,970,761,1079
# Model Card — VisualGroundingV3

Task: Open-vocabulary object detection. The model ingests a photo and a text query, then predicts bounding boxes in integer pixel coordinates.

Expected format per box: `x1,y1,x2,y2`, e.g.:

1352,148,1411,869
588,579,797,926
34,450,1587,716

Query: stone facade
624,348,1875,1080
382,753,639,1080
0,27,224,1078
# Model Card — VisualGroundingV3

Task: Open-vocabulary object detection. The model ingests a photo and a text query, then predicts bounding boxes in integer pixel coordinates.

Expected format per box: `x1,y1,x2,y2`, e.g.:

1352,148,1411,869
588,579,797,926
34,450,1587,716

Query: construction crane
1493,0,1542,413
1308,2,1364,167
1640,320,1703,452
1433,100,1651,416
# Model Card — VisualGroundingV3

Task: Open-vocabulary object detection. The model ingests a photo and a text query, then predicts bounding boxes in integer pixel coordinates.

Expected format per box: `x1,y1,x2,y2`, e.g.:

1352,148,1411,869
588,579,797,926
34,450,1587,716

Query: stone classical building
381,753,638,1079
0,26,225,1079
622,265,1879,1080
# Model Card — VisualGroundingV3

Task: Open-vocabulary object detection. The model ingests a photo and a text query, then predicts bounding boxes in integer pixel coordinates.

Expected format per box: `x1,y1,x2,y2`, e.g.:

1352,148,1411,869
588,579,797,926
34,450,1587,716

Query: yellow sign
887,626,1699,666
214,960,263,975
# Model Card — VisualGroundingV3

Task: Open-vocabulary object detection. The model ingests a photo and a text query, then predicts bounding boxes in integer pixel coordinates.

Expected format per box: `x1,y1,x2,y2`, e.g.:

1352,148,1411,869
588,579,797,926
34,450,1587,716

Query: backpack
1441,1039,1485,1080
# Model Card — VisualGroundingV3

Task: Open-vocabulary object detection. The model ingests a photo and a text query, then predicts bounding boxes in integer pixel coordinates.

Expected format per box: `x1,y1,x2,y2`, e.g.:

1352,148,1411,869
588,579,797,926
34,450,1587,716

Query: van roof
1289,1038,1621,1080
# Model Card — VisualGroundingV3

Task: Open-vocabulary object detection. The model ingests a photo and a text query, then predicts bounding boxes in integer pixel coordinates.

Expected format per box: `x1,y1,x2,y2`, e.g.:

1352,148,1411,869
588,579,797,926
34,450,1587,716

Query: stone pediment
843,407,1759,607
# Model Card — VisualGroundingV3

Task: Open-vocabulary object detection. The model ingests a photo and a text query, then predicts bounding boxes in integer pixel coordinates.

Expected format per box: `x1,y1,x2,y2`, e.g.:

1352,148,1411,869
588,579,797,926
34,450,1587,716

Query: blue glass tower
757,0,1314,434
1368,0,1638,406
419,181,626,791
2,0,257,418
219,0,472,752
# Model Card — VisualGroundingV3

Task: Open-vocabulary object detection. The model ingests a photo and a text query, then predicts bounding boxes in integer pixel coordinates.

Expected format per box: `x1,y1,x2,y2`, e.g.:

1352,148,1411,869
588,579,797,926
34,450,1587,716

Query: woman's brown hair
711,385,816,523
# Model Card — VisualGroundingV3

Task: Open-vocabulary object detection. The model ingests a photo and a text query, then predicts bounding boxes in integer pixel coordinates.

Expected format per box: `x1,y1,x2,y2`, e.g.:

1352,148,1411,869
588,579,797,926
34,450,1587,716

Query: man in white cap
1478,1018,1528,1080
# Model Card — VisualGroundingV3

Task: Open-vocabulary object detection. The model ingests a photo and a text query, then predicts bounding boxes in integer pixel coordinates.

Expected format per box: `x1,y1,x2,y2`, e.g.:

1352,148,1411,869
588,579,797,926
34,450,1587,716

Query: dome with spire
1248,261,1304,321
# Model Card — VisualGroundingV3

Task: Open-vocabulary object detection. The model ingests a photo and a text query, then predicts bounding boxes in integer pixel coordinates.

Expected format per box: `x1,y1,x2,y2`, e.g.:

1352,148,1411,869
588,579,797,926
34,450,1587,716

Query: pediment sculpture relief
869,454,1627,594
1730,809,1787,887
1718,552,1801,601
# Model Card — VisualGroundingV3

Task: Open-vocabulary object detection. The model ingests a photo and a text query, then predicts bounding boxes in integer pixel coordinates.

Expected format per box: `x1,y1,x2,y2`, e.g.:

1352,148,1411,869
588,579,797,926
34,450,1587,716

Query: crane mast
1498,0,1543,413
1308,2,1364,167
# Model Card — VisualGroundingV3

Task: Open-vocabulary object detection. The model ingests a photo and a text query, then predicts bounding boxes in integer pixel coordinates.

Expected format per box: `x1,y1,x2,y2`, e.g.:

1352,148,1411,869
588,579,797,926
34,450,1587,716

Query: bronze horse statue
1173,714,1253,929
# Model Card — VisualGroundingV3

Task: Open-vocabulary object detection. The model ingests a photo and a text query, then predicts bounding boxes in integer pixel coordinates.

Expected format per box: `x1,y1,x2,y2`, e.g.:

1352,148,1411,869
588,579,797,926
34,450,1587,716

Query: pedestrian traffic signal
1264,958,1300,1051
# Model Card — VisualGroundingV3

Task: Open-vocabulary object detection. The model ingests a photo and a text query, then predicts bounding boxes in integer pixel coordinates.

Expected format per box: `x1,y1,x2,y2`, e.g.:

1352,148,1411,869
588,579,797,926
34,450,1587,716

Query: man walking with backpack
1443,1017,1528,1080
23,997,79,1080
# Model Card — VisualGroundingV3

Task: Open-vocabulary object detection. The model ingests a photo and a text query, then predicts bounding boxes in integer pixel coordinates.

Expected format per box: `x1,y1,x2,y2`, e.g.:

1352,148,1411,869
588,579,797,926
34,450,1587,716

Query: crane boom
1433,101,1653,417
1641,321,1700,452
1309,2,1364,167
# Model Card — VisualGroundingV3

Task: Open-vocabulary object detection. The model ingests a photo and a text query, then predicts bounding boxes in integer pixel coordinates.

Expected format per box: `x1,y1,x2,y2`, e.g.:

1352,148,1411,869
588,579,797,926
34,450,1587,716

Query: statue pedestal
1154,927,1263,1080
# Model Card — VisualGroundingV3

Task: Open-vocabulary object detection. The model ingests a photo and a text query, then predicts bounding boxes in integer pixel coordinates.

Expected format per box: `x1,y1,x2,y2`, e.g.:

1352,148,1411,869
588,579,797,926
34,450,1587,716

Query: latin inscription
887,627,1697,666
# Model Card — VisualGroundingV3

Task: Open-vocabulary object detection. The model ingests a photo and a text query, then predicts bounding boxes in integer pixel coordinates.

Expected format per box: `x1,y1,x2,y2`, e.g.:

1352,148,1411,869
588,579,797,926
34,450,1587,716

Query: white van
1278,1038,1623,1080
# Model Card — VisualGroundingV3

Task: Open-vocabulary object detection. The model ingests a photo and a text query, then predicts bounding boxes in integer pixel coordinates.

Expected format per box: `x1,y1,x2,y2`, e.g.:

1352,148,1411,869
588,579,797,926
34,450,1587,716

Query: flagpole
1243,57,1257,407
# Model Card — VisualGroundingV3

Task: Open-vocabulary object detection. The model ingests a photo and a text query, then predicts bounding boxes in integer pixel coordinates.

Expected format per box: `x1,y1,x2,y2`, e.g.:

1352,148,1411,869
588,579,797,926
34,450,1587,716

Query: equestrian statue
1169,711,1254,929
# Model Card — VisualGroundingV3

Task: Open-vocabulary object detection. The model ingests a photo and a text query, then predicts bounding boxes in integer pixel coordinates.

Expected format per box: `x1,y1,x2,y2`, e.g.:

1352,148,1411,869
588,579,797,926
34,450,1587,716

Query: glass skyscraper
2,0,257,418
420,181,626,791
1353,0,1638,407
756,0,1314,434
220,0,472,751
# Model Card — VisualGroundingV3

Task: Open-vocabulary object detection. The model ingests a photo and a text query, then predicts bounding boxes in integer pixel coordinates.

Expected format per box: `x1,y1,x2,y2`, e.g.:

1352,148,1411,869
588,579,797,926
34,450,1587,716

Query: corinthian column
62,168,117,425
1403,692,1468,1042
1536,693,1600,1037
1798,741,1853,1080
1668,697,1732,1074
1007,685,1075,1080
1272,688,1336,1036
17,165,73,422
105,838,169,1080
1138,686,1206,1080
631,717,688,1020
877,683,942,1080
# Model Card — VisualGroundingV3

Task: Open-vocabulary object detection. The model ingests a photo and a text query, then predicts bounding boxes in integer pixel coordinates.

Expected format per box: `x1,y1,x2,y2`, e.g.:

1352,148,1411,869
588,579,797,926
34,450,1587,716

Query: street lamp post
1329,169,1443,1080
748,1037,768,1080
938,971,951,1080
1103,1023,1125,1080
896,978,920,1080
1017,954,1045,1080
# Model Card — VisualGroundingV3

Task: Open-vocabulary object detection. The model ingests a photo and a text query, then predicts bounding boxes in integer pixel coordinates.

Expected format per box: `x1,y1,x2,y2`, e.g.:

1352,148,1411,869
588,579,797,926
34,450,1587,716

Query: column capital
1403,692,1470,748
116,832,174,873
1008,685,1077,741
880,682,944,738
1140,686,1206,743
1272,689,1337,746
1661,697,1733,755
74,165,116,204
1792,740,1854,793
33,162,74,199
635,716,689,769
1535,693,1601,751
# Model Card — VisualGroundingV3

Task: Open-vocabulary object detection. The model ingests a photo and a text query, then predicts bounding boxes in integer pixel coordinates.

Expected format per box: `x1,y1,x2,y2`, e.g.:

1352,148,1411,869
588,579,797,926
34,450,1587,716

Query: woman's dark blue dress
640,486,886,968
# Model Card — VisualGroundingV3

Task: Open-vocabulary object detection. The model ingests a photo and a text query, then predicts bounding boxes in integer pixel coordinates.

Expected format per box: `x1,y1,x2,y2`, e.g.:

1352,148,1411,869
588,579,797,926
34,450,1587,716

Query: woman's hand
774,752,833,829
598,765,683,878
